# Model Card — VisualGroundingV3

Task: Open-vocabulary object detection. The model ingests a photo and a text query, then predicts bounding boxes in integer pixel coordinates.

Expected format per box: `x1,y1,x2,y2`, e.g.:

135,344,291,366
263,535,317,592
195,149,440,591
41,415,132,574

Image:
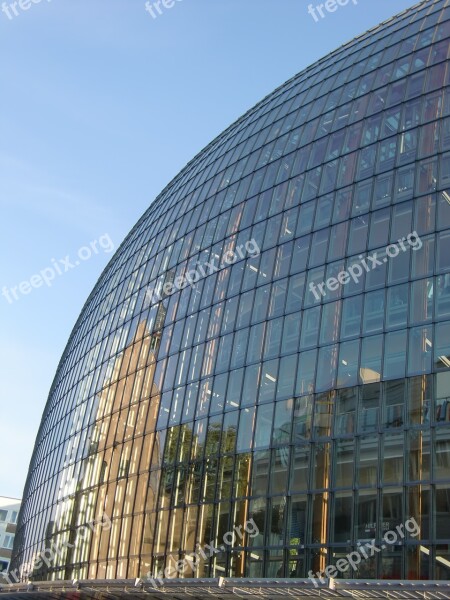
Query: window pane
335,442,354,488
337,339,360,388
254,403,274,449
333,493,353,543
357,439,379,487
363,290,385,334
341,296,362,339
410,278,433,324
360,335,382,384
316,345,338,392
437,230,450,273
435,322,450,371
384,331,407,380
237,408,256,452
335,388,357,435
277,355,297,400
407,326,432,376
386,284,408,329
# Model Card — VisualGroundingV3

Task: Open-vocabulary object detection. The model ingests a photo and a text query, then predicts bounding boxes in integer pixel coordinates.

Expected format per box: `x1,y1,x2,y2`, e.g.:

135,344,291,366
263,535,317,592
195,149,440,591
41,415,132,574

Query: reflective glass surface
11,0,450,582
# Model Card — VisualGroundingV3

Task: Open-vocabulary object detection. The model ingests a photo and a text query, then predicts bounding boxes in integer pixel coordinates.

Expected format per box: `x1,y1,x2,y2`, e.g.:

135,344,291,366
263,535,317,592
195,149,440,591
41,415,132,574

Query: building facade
11,0,450,582
0,498,21,581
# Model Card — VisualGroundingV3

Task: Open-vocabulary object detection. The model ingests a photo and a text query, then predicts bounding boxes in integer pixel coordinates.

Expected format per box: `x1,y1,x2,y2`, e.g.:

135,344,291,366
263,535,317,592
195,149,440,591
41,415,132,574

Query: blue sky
0,0,419,498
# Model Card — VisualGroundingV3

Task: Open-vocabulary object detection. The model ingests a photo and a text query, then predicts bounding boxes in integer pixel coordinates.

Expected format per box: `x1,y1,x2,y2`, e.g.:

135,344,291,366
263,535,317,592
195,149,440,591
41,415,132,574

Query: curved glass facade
11,0,450,582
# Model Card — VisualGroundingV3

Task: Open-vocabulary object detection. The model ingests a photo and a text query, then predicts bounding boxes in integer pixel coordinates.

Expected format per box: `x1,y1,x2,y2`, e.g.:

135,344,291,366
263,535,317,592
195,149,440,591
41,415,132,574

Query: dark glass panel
333,493,353,543
384,330,407,380
386,284,408,329
359,383,380,433
334,388,357,436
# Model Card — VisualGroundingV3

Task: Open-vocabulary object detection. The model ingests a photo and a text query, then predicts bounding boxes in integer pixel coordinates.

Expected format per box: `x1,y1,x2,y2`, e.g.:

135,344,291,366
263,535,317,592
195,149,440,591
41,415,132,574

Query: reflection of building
31,319,164,581
0,497,20,581
11,0,450,583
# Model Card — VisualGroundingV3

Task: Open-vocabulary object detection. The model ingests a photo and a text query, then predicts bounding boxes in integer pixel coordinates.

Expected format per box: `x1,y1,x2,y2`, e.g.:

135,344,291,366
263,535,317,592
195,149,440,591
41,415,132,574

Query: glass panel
334,388,357,436
287,495,307,548
412,235,434,277
435,322,450,371
348,216,368,255
259,359,278,404
363,290,385,334
277,355,297,399
410,278,433,324
296,350,317,397
337,339,360,388
248,498,266,547
290,446,310,493
247,323,265,364
407,485,430,543
437,189,450,230
272,399,293,445
320,301,342,345
435,486,450,542
382,434,404,485
369,208,391,248
333,493,352,543
408,429,431,482
341,296,362,339
360,334,382,384
226,369,243,410
292,396,313,442
407,325,433,376
299,307,320,350
311,443,331,490
335,441,354,488
309,229,329,268
435,430,450,481
236,408,255,452
267,496,287,546
242,364,261,407
437,230,450,273
355,490,378,541
291,240,310,275
436,275,450,319
384,330,407,380
359,383,380,433
270,448,290,495
435,372,450,423
254,403,274,449
281,313,301,354
264,318,283,359
315,345,338,393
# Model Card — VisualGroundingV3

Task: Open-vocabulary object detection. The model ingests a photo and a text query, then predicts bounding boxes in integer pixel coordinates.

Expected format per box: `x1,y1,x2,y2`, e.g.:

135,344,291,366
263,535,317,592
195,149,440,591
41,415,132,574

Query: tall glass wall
11,0,450,582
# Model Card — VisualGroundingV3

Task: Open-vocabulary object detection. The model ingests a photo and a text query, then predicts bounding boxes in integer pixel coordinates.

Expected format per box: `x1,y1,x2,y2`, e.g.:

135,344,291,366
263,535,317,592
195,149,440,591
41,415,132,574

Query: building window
2,535,14,550
0,511,7,523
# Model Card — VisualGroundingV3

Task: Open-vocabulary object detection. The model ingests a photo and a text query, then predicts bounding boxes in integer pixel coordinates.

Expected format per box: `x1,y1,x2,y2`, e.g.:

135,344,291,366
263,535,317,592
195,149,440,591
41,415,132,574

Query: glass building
11,0,450,583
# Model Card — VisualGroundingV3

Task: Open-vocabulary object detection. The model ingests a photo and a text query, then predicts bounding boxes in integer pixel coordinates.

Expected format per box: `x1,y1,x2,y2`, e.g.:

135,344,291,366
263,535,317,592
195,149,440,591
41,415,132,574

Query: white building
0,497,21,581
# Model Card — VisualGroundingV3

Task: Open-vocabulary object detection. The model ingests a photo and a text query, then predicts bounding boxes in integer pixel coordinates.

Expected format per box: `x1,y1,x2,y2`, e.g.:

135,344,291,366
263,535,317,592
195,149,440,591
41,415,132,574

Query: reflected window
254,403,274,449
408,325,433,376
357,440,379,488
384,330,407,380
316,345,338,392
359,383,380,433
382,434,404,484
333,493,352,543
334,388,357,435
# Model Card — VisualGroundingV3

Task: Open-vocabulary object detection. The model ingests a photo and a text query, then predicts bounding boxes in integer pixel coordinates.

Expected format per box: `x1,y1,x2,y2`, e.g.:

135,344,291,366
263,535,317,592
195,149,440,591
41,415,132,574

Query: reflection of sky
0,0,417,498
